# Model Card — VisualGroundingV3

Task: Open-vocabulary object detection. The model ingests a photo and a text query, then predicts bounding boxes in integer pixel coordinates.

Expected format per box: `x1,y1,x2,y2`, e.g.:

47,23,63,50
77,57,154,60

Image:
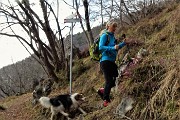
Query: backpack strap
104,32,110,46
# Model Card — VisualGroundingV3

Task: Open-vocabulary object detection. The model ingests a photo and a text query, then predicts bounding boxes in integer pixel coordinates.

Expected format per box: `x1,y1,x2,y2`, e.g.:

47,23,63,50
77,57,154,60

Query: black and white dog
39,93,87,120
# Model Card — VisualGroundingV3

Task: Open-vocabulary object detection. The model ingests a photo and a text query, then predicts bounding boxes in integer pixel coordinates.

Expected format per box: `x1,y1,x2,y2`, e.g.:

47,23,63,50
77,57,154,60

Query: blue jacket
99,32,126,62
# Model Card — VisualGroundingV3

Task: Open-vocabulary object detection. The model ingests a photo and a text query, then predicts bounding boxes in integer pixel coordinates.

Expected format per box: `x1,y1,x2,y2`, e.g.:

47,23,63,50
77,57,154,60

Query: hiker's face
108,24,117,33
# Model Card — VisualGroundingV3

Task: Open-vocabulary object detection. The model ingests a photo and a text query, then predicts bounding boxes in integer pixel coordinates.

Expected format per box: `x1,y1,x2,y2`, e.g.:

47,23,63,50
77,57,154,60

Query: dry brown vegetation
0,2,180,120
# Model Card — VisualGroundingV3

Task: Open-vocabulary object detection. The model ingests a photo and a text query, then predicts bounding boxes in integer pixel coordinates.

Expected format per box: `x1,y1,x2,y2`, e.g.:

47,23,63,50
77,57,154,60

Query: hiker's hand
114,45,119,50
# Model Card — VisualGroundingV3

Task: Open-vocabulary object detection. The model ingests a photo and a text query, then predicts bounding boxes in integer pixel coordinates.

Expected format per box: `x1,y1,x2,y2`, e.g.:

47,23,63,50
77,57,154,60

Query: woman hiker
98,19,134,107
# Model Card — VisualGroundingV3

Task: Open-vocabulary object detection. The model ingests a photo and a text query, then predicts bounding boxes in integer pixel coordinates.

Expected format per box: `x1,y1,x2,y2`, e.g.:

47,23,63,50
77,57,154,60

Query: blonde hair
106,19,117,29
99,29,108,36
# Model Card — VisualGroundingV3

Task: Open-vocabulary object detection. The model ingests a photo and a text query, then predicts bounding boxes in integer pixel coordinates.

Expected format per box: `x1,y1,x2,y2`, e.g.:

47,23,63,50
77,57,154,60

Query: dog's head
71,93,86,103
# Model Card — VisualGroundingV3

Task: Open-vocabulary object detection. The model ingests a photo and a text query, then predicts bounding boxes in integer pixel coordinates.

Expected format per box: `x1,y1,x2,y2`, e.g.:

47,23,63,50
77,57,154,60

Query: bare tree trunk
23,4,58,81
75,0,90,46
45,1,66,71
41,47,59,82
40,0,62,72
82,0,94,45
120,0,123,27
122,0,136,24
100,0,104,29
143,0,146,18
110,0,114,19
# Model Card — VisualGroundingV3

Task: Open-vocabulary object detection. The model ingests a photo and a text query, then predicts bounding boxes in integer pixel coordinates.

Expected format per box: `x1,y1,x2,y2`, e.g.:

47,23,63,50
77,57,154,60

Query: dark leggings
100,60,118,102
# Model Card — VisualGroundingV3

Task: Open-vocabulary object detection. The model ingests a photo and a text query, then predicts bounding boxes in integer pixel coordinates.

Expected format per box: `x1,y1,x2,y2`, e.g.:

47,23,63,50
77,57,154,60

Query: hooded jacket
99,32,126,62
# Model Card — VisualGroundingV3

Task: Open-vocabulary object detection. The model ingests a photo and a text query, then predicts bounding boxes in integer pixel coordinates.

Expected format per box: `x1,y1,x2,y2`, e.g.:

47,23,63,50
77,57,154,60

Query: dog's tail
39,97,51,108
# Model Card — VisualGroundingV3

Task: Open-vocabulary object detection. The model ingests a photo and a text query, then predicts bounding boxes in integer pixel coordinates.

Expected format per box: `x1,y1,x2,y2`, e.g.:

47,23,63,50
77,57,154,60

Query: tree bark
83,0,94,45
75,0,90,46
40,0,62,72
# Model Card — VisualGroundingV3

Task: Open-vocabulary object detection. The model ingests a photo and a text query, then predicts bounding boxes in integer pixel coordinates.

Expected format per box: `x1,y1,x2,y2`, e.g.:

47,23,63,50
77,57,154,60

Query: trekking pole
117,45,130,79
120,45,130,64
115,42,131,93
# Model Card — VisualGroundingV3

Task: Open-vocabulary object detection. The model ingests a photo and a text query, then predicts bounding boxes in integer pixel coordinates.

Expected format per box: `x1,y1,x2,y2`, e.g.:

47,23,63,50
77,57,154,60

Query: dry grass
139,68,179,120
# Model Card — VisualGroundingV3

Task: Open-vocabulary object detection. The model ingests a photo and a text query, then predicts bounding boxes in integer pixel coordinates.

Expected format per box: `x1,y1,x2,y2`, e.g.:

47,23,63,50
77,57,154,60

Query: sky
0,0,79,69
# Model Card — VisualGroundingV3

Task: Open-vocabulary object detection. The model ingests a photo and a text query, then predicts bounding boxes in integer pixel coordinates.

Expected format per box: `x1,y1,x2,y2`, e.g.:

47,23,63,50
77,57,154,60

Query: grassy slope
0,2,180,120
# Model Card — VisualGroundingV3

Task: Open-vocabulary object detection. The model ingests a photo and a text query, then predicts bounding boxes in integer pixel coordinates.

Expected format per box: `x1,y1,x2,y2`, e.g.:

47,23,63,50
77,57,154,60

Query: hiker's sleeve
99,34,115,51
118,42,126,49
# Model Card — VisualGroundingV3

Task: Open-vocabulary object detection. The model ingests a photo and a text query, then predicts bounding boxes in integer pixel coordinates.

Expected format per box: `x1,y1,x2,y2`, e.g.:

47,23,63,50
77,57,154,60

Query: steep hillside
0,2,180,120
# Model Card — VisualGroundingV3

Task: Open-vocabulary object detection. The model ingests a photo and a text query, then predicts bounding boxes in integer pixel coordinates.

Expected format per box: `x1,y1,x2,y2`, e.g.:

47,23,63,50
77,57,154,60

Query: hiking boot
103,100,110,107
97,88,104,100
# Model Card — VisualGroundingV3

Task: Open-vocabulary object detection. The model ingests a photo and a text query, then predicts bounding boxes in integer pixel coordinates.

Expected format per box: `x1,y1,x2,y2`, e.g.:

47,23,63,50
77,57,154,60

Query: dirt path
0,93,33,120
